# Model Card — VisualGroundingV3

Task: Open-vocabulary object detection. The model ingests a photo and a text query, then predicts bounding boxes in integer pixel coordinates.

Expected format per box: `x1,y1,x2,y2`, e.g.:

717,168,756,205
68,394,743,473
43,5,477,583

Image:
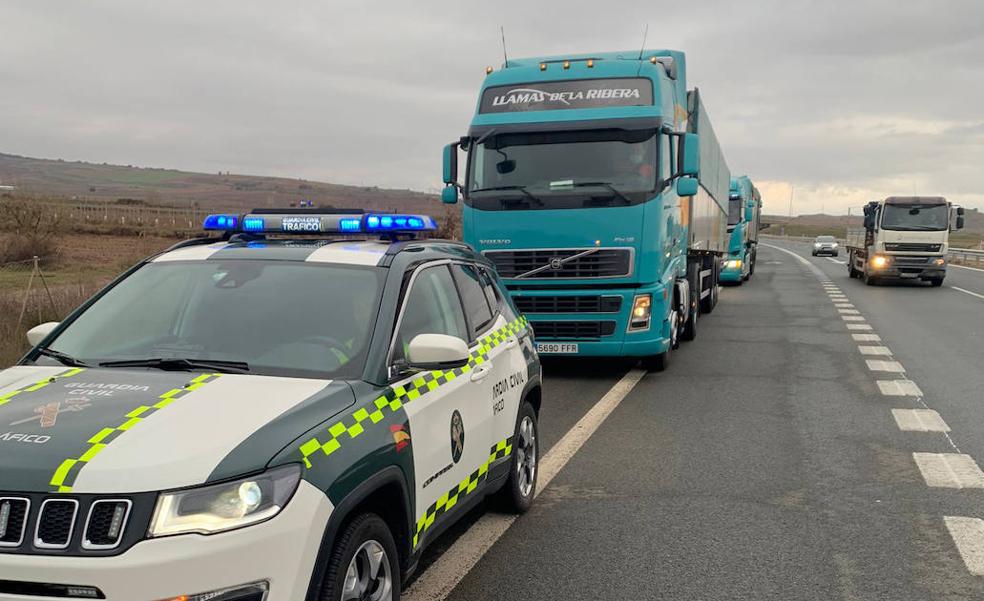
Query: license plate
536,343,579,354
900,273,918,278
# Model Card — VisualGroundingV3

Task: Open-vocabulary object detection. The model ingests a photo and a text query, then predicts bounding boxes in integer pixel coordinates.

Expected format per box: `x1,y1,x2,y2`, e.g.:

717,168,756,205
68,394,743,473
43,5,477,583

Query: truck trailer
440,49,730,370
720,175,761,284
846,196,965,286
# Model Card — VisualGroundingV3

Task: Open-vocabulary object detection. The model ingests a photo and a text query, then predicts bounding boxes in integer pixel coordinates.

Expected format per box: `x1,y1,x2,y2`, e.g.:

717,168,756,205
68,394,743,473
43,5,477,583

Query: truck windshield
881,204,949,231
728,196,742,226
466,128,658,210
35,260,383,380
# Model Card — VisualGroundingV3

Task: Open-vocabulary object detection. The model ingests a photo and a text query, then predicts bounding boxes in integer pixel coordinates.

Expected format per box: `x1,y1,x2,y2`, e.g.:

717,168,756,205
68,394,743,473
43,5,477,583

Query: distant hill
762,209,984,247
0,152,439,213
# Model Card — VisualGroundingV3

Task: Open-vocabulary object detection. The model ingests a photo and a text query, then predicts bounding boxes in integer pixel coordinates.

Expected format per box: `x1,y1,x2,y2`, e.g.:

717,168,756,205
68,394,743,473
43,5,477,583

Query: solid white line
858,345,891,356
846,323,873,331
892,408,949,432
852,333,881,341
952,286,984,301
877,380,922,396
945,517,984,575
404,368,648,601
950,263,984,273
913,453,984,488
866,360,905,372
826,257,847,265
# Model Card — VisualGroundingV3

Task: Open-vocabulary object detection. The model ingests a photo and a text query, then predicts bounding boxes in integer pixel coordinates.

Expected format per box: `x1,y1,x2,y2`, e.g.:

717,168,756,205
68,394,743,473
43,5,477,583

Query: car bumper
813,247,838,255
871,266,946,279
0,480,332,601
513,283,672,358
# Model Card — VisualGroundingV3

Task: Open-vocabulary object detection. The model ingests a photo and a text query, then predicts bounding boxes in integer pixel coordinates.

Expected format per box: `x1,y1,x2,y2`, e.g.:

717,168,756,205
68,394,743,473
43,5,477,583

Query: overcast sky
2,0,983,214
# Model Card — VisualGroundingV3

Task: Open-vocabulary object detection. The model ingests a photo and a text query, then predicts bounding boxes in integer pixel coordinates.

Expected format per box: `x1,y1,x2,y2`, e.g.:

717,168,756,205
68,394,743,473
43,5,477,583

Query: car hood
0,366,351,493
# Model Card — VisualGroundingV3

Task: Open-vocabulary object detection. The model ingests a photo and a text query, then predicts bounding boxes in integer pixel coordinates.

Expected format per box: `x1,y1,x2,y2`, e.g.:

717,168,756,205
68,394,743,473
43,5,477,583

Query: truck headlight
871,255,889,269
726,259,742,269
149,464,301,537
934,258,945,266
628,294,652,332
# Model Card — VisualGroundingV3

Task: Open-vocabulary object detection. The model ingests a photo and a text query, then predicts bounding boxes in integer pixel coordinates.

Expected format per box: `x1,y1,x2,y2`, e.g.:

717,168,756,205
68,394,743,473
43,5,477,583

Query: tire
319,513,400,601
700,260,719,314
930,278,944,287
681,299,698,341
643,309,678,372
493,401,538,513
812,251,817,256
864,272,878,286
748,249,756,277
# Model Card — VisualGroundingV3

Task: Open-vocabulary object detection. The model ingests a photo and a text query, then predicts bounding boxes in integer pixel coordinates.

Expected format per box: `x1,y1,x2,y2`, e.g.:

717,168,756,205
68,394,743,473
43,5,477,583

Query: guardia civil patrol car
0,210,541,601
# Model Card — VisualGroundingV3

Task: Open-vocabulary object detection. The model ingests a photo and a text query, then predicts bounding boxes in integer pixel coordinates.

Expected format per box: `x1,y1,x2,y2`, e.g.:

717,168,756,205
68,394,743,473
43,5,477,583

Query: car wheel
494,401,538,513
319,513,400,601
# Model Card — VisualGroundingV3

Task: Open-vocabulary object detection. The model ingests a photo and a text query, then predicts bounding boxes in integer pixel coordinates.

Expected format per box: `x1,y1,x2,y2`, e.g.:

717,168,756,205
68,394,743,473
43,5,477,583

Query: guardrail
950,247,984,266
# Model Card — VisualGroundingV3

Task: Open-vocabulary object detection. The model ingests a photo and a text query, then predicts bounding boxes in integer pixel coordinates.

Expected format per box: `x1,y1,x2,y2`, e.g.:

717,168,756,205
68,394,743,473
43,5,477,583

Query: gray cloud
1,0,982,213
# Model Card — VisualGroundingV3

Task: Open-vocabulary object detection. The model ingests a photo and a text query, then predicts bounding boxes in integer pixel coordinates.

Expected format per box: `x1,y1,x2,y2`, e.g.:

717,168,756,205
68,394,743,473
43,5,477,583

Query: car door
389,262,494,549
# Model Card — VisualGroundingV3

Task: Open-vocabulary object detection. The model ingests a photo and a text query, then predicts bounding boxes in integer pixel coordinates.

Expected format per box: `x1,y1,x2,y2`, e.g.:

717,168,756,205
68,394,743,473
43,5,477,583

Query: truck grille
885,243,942,252
514,295,622,314
893,256,930,265
0,498,29,547
531,320,617,339
485,248,633,279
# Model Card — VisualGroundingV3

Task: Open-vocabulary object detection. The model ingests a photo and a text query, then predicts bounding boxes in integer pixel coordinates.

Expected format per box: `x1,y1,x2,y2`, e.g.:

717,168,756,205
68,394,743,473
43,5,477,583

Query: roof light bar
202,212,437,235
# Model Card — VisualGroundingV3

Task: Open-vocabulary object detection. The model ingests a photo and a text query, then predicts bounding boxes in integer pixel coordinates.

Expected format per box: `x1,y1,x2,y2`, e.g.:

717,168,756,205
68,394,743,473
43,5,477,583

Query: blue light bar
202,212,438,235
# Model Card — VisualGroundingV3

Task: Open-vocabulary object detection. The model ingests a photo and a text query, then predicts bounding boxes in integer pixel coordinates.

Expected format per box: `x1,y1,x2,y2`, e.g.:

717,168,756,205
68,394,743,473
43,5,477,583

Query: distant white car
812,235,839,257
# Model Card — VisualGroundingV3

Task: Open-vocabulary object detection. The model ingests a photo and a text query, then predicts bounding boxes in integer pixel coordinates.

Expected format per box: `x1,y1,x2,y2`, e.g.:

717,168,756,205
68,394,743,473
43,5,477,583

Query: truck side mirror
442,143,458,185
441,186,458,204
863,215,875,230
678,133,699,177
676,176,698,197
957,207,965,216
956,216,965,230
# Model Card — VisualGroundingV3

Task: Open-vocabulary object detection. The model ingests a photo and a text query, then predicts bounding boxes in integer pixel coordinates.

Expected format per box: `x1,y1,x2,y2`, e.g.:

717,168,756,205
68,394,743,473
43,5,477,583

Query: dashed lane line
839,309,861,315
945,517,984,575
835,303,855,308
842,315,866,322
913,453,984,488
877,380,923,396
858,345,892,356
951,286,984,302
404,368,648,601
892,409,950,432
847,323,873,331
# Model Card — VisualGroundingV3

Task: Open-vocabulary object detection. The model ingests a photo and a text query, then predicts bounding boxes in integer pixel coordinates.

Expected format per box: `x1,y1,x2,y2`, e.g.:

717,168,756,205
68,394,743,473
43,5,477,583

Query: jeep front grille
0,498,29,547
35,499,78,549
83,500,131,550
485,248,633,279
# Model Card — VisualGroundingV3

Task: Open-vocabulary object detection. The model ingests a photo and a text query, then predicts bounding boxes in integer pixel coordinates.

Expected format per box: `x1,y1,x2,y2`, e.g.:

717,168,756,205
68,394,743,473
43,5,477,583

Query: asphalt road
408,242,984,601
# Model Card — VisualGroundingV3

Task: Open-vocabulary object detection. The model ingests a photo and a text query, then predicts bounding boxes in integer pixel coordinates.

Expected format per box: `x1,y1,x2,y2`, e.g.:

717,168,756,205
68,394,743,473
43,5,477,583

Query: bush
0,198,63,264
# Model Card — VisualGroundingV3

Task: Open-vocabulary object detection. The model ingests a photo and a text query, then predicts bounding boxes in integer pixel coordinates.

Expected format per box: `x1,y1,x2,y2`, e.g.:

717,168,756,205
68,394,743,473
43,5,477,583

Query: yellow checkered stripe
0,367,84,408
49,373,221,493
413,437,514,548
298,316,528,470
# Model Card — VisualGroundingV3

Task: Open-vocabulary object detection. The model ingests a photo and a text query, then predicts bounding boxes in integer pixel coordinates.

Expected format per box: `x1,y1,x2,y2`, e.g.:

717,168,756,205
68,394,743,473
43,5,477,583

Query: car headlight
813,243,821,247
831,243,838,248
149,464,301,537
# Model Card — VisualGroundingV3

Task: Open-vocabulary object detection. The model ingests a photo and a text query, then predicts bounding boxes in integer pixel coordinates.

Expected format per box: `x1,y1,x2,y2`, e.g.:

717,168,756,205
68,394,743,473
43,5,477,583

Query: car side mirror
678,133,699,177
675,176,698,197
27,321,59,347
407,333,469,370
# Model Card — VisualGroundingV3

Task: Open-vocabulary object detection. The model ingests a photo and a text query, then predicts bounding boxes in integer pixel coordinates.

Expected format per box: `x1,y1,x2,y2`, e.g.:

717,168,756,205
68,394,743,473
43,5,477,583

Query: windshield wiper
37,347,89,368
99,357,250,374
470,185,543,206
568,181,632,205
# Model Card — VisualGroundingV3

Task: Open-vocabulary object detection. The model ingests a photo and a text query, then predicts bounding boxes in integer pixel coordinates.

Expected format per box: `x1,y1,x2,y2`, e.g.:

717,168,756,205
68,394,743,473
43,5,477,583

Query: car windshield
881,203,949,231
466,128,658,210
37,260,383,379
816,236,836,242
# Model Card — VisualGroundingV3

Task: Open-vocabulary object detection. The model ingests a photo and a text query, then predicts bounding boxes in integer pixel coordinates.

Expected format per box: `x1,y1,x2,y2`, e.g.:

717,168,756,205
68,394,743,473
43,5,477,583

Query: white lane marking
853,333,881,341
858,345,892,356
913,453,984,488
842,315,866,322
950,263,984,273
828,294,848,299
847,323,873,331
952,286,984,302
839,309,861,315
892,409,949,432
877,380,922,396
404,368,648,601
866,360,905,372
826,257,847,265
835,303,855,308
945,517,984,575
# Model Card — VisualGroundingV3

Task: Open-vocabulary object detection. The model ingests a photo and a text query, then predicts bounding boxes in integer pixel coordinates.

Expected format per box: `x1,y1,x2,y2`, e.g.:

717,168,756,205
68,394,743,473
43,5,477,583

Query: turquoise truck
720,175,762,284
441,49,730,370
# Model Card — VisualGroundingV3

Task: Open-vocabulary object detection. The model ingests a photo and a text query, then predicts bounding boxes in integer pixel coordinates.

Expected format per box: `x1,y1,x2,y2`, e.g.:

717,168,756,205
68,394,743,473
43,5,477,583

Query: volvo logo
450,410,465,464
549,258,564,270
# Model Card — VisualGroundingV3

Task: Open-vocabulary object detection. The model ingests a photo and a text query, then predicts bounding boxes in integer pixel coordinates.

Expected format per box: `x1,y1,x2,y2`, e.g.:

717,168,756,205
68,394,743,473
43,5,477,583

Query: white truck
846,196,965,286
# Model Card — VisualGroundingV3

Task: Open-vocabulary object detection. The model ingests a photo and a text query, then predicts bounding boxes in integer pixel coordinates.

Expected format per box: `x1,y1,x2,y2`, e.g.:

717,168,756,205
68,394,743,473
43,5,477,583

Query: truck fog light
628,294,652,332
871,255,889,269
156,581,268,601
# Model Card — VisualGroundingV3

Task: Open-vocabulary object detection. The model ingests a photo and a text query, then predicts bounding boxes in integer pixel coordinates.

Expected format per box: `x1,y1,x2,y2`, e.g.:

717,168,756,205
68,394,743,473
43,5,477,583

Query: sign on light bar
203,212,438,235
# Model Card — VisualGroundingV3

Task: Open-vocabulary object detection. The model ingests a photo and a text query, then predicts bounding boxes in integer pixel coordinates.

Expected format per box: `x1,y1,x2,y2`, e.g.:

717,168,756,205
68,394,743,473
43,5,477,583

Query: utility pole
788,184,794,218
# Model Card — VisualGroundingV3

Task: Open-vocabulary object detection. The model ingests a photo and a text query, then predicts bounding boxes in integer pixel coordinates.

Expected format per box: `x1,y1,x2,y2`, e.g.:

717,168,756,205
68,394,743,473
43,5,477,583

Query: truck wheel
848,262,858,278
493,401,538,513
864,272,878,286
644,309,678,372
700,260,719,314
930,278,944,287
748,249,756,277
681,301,698,341
319,513,400,601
